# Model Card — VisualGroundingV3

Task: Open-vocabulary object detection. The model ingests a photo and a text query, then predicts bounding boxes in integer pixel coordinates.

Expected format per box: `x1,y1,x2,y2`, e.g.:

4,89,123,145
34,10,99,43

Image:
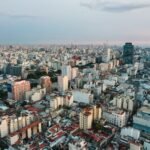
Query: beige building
93,105,102,120
80,109,93,130
50,93,73,110
80,105,102,130
0,116,9,138
50,96,64,110
129,141,142,150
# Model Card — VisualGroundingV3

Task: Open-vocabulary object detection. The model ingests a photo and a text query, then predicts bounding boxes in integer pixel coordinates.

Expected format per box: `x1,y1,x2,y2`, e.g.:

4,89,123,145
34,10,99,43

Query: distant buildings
0,44,150,149
123,42,134,64
102,48,112,63
0,116,9,138
4,63,22,76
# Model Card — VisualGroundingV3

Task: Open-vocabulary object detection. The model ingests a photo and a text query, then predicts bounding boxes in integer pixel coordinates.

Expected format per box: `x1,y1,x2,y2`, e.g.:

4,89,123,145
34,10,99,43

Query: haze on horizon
0,0,150,45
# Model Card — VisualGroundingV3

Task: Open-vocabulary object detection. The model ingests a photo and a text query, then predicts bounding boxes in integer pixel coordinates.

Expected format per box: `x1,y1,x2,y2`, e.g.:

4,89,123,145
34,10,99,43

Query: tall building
80,108,93,130
123,42,134,64
50,96,64,110
71,67,78,79
61,65,72,80
58,75,68,92
102,48,112,63
0,116,9,138
12,80,31,101
40,76,51,93
93,105,102,120
80,105,102,130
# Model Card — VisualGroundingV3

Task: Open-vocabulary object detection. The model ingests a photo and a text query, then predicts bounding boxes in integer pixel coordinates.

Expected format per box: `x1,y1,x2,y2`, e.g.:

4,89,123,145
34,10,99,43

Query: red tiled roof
10,121,40,136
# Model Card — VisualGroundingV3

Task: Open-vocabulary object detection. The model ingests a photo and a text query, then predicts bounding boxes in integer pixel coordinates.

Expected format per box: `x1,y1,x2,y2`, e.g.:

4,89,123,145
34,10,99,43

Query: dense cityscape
0,43,150,150
0,0,150,149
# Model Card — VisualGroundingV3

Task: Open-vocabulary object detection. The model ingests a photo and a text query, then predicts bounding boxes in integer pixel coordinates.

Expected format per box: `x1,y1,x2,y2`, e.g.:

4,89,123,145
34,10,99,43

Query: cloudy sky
0,0,150,45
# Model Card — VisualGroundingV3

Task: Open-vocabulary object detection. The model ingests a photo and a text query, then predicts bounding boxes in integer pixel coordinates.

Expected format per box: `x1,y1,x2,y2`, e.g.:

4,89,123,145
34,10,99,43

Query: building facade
123,43,134,64
12,80,31,101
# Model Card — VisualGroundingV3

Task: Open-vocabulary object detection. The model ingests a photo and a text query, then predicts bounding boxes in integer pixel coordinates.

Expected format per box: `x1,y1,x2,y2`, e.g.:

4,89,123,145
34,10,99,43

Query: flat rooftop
139,106,150,114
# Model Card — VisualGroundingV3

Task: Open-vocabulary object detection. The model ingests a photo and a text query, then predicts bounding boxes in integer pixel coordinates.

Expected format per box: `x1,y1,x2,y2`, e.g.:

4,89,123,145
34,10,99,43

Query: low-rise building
133,106,150,133
72,90,93,104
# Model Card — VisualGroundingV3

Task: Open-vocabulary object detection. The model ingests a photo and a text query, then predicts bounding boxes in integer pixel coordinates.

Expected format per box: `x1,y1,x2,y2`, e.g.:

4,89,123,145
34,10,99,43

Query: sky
0,0,150,45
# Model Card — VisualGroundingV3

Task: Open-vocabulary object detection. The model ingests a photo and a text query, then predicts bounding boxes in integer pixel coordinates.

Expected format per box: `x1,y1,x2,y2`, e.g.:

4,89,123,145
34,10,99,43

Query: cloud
81,0,150,12
0,12,38,19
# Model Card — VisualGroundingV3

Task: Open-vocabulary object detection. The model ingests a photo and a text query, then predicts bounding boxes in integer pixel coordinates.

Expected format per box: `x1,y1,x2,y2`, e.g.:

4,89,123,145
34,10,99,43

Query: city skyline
0,0,150,45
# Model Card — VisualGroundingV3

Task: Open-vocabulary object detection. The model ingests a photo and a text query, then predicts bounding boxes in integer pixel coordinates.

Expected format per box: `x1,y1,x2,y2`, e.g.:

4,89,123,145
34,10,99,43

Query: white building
71,67,78,79
103,109,128,127
113,95,134,112
58,76,68,92
61,65,72,80
0,116,9,138
121,127,140,140
72,90,93,104
25,86,46,102
102,48,112,63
